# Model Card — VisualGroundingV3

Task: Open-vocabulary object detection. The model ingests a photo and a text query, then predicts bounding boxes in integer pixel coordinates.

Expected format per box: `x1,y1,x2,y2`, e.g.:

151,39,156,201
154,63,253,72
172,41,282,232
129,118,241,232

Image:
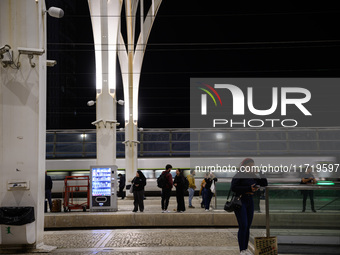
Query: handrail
266,184,340,190
46,128,340,158
265,185,340,237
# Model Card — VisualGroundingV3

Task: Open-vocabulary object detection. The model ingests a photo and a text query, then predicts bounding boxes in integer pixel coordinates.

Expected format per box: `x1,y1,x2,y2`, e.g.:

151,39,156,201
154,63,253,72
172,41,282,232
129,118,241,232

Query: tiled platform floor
16,228,242,255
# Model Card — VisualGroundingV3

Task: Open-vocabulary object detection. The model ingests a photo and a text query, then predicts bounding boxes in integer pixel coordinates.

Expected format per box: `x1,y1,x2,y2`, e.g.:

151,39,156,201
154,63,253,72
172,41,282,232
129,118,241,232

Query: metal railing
46,127,340,158
265,185,340,237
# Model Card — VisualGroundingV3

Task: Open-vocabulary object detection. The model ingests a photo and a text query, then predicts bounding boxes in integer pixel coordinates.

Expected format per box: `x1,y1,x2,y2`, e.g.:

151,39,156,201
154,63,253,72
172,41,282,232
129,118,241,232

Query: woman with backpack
174,168,187,212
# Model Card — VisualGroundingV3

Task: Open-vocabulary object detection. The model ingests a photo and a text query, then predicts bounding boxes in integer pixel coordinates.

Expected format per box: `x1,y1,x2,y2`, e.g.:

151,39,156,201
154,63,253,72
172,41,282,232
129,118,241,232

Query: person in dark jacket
301,166,317,212
45,171,53,212
231,158,268,255
203,172,217,211
132,170,146,212
161,164,173,213
174,169,186,212
118,173,126,199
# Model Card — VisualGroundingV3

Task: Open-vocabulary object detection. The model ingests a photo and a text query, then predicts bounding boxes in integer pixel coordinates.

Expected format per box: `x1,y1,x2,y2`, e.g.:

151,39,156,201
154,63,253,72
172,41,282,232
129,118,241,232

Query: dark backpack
157,172,168,188
184,177,189,190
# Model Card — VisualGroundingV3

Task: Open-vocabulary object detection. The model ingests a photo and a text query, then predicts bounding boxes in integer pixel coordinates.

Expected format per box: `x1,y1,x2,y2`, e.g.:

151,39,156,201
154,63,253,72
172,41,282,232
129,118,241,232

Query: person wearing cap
231,158,268,255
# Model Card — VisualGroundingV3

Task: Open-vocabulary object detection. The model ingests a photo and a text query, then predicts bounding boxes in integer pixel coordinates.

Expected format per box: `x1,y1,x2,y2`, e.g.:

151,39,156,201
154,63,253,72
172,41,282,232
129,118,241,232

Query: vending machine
90,165,118,211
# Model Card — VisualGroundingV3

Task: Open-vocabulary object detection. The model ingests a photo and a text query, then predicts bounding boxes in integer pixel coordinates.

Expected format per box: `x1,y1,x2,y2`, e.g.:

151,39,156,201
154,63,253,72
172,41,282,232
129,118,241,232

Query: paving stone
104,230,237,247
44,232,106,248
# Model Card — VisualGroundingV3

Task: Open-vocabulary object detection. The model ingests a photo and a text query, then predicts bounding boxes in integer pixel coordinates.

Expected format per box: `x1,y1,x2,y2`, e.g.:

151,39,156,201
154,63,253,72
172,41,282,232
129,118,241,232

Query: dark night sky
46,0,340,130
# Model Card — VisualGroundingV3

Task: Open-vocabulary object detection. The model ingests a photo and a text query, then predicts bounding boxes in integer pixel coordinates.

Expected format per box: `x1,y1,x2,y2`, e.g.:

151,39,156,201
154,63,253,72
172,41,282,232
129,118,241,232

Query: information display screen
91,167,111,196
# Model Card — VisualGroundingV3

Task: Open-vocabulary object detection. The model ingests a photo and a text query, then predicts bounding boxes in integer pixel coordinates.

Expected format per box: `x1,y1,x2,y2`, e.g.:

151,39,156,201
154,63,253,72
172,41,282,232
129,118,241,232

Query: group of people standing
124,164,218,213
160,164,218,213
117,158,317,255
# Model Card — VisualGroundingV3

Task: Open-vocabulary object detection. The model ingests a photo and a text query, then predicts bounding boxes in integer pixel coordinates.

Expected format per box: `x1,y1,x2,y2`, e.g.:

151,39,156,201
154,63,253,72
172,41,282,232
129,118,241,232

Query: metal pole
265,187,270,237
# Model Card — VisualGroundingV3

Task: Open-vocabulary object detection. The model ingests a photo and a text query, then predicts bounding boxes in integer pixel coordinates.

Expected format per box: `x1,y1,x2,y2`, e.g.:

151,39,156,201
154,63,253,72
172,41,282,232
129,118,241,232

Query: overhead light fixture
44,7,64,18
17,47,45,68
87,100,96,106
117,100,124,106
0,45,14,68
46,60,57,67
87,99,124,106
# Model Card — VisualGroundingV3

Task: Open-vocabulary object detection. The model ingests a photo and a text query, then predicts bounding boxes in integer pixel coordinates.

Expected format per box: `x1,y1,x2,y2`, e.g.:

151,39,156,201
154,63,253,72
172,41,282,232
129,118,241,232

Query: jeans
45,190,52,211
176,190,185,212
234,195,254,251
201,188,206,207
203,188,213,210
133,190,144,212
302,190,315,210
119,186,125,199
188,188,194,206
161,188,171,210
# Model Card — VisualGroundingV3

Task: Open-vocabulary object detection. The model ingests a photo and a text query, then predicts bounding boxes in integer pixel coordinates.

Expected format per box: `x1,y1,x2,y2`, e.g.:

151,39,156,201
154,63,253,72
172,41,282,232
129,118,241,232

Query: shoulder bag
224,189,242,212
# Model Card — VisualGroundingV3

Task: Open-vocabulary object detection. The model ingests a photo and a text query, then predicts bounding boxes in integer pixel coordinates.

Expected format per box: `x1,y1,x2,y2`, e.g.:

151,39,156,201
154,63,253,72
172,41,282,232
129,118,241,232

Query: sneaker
162,210,165,213
240,250,252,255
189,205,195,208
165,210,170,213
205,209,209,211
132,210,137,213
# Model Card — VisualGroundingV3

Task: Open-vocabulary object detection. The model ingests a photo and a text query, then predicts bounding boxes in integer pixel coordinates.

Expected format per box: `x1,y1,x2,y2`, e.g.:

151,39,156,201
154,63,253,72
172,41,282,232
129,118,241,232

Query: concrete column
0,0,46,248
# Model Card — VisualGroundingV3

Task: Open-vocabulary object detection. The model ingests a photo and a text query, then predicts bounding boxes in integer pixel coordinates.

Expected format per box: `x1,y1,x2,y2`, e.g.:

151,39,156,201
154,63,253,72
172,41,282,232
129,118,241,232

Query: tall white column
88,0,122,166
0,0,46,248
119,0,163,188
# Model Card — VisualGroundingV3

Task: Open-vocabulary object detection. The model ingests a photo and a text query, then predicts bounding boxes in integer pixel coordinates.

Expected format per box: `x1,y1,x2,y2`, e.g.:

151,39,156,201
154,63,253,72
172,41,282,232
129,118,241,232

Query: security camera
87,100,96,106
46,7,64,18
0,45,11,55
46,60,57,67
18,47,45,56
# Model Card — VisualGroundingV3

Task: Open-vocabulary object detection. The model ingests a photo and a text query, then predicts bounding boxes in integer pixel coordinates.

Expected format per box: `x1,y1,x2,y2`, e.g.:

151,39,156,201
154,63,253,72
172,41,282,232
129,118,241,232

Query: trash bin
0,207,35,245
51,199,61,212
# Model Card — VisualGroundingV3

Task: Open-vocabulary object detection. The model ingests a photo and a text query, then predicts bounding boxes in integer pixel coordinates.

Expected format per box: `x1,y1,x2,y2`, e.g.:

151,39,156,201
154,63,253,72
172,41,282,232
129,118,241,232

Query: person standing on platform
132,170,146,212
200,175,207,208
203,172,217,211
118,173,126,199
301,166,317,212
174,169,186,212
231,158,268,255
45,171,53,212
160,164,173,213
187,169,196,208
